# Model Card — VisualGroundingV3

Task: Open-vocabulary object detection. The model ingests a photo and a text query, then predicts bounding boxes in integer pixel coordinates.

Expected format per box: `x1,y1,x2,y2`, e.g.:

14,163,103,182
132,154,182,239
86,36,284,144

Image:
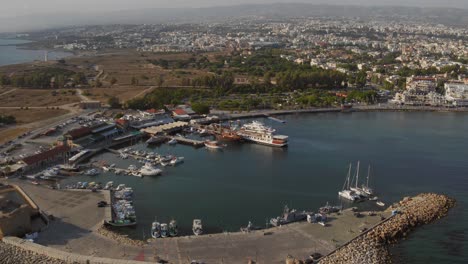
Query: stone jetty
317,193,456,264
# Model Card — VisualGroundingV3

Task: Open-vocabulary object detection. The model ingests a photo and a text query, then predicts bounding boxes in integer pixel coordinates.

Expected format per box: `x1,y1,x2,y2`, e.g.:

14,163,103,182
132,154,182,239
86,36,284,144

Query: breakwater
318,193,456,264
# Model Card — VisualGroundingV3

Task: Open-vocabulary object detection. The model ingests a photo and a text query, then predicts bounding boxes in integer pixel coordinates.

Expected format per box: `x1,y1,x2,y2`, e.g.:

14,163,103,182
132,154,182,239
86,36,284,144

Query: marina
2,112,467,263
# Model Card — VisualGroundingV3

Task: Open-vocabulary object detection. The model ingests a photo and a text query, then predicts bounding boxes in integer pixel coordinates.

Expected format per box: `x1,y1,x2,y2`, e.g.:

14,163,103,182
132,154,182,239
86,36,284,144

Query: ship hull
241,136,288,148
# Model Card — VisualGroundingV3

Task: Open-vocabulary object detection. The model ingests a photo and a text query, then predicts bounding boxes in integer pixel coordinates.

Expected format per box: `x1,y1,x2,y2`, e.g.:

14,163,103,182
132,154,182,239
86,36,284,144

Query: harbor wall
1,236,153,264
318,193,456,264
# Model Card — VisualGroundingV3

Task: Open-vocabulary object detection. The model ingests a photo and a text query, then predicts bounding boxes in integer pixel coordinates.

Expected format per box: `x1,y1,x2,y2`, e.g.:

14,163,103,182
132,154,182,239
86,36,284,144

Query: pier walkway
167,136,205,147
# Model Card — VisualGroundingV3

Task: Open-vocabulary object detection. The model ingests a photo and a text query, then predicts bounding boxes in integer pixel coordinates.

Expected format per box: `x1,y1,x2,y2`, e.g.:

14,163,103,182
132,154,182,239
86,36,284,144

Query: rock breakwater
0,240,69,264
318,193,456,264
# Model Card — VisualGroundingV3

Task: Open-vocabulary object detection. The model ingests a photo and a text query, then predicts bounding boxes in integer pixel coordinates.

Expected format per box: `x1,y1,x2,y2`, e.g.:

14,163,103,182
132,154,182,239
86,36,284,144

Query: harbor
0,178,455,263
2,111,467,263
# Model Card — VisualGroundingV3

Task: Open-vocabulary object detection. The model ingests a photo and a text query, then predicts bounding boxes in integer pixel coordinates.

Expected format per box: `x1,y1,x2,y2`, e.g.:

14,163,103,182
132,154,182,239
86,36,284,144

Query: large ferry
237,121,288,147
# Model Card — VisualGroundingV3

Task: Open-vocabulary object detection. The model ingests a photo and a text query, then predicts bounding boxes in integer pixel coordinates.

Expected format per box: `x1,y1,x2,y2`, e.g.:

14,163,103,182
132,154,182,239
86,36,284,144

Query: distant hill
1,3,467,33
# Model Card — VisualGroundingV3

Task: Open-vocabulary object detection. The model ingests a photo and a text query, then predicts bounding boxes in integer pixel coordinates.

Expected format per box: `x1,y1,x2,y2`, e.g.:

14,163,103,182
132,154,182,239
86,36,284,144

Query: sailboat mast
343,163,352,190
355,161,360,188
367,165,370,187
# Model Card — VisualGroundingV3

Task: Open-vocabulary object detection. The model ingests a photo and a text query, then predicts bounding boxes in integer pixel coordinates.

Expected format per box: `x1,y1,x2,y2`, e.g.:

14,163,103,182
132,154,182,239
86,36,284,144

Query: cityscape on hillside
0,2,467,264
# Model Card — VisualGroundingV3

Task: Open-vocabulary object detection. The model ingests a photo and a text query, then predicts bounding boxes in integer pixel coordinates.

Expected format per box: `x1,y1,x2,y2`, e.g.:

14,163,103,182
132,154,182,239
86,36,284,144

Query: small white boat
168,138,177,145
204,140,225,150
128,165,137,171
131,172,143,178
192,219,203,236
376,201,385,207
102,166,110,172
139,163,163,176
170,157,184,166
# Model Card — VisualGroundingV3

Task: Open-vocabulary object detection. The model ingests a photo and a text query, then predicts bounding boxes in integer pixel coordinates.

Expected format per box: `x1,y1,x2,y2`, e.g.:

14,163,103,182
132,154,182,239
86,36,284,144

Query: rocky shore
0,240,69,264
97,225,146,247
317,193,456,264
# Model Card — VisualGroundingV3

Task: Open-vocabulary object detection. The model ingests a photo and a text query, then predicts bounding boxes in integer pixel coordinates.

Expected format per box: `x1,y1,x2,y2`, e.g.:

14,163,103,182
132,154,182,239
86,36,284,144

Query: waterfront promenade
211,104,468,121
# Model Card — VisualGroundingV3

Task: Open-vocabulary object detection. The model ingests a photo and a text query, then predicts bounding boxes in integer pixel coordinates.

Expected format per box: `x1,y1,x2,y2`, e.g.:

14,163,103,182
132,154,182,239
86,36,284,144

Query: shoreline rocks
0,240,68,264
317,193,456,264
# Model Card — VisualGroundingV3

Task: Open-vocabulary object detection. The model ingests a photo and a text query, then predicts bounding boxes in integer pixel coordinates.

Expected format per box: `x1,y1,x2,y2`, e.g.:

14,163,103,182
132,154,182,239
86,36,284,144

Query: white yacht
170,157,184,166
338,163,362,202
237,121,288,147
139,163,163,176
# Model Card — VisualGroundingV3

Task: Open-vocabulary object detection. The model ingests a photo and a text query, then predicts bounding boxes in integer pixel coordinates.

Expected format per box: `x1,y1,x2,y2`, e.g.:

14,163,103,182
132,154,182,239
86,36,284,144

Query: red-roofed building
172,109,190,121
21,145,71,171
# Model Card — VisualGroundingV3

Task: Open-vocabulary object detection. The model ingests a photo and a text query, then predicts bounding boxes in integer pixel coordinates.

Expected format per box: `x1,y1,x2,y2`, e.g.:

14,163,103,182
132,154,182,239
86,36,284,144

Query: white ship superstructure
237,121,288,147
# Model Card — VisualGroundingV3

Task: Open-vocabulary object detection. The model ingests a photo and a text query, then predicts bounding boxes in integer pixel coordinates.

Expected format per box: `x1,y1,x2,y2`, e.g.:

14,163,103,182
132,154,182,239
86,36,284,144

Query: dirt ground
82,86,150,103
0,108,70,144
0,89,80,107
0,108,69,124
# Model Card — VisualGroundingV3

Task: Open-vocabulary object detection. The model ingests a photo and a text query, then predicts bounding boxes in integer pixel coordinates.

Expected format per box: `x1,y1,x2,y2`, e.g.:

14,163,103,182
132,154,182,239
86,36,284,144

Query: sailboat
350,161,369,198
361,164,375,196
338,163,361,202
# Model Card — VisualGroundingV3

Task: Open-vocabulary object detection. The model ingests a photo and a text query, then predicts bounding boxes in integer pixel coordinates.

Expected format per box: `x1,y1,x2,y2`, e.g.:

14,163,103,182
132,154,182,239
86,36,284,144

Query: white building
445,83,468,107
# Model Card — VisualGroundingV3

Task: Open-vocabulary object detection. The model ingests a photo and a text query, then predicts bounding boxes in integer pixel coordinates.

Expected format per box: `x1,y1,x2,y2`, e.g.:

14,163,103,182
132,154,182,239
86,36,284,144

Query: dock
266,115,286,123
167,136,205,147
141,121,188,135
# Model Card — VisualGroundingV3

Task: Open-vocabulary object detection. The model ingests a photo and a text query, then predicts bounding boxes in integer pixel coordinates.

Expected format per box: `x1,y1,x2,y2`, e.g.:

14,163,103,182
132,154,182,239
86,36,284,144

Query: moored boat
146,135,166,145
237,121,288,147
204,140,225,150
160,223,169,238
151,222,161,238
192,219,203,236
169,220,178,237
139,163,163,176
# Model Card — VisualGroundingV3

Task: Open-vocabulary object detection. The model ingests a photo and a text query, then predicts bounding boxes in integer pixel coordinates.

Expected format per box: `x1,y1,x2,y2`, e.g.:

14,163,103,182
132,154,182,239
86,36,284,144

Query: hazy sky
2,0,467,17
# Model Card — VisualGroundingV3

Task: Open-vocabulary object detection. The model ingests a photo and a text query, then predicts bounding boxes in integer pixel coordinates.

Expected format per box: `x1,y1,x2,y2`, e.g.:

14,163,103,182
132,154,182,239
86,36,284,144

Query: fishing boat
240,221,259,232
151,222,161,238
169,220,178,237
269,205,310,226
170,157,184,166
338,163,361,202
237,121,288,147
319,202,342,214
139,163,162,176
204,140,225,150
376,201,385,207
160,223,169,238
84,168,99,176
192,219,203,236
146,135,166,145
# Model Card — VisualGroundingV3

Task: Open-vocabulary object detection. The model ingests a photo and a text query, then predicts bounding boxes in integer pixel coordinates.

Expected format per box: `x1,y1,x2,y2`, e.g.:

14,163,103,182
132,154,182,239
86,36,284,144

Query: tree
155,75,164,87
191,102,210,114
110,78,118,86
108,96,121,109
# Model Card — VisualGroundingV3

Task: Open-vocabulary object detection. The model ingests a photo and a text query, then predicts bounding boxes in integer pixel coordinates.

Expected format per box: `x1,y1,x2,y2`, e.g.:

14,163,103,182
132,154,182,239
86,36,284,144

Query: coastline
212,105,468,121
